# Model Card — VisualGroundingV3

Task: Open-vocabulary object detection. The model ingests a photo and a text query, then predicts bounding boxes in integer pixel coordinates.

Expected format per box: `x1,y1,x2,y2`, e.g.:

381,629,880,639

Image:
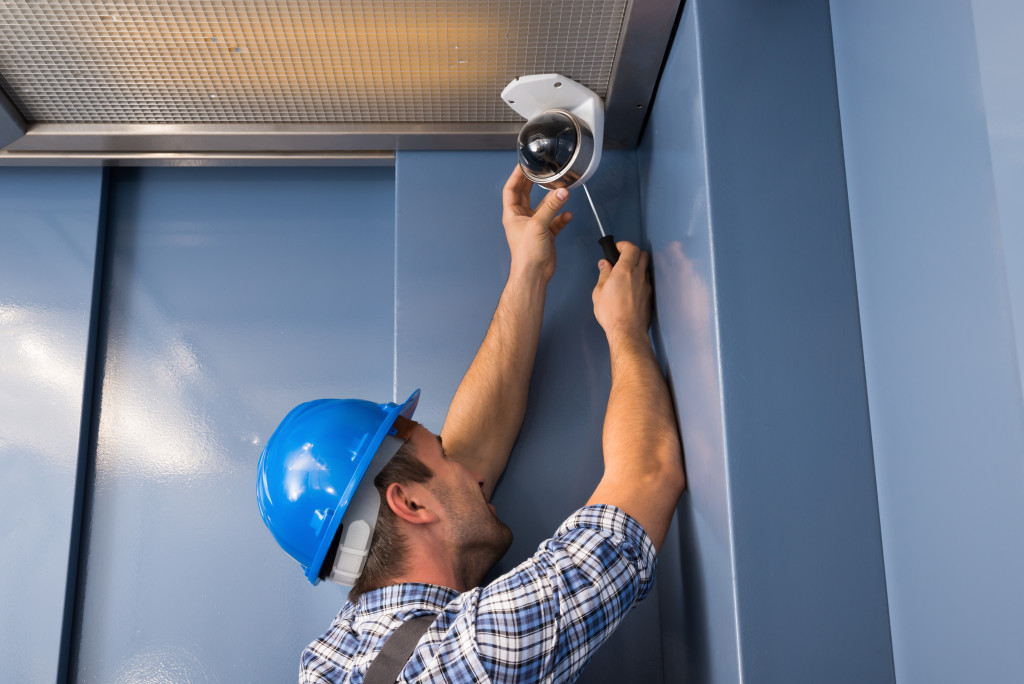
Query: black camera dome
517,110,580,180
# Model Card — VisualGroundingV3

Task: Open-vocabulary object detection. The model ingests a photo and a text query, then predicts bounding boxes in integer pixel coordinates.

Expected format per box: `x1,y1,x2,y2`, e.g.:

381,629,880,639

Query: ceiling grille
0,0,631,125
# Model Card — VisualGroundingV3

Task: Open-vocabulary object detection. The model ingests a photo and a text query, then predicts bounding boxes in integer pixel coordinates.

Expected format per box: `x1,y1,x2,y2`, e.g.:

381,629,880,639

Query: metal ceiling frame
0,0,682,165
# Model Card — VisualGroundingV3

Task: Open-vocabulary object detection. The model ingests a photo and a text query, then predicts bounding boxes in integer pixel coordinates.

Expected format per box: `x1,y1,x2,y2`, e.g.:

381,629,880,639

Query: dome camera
501,74,605,190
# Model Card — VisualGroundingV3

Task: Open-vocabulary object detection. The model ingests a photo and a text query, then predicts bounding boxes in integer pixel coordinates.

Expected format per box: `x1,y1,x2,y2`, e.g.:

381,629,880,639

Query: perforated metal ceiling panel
0,0,627,124
0,0,682,159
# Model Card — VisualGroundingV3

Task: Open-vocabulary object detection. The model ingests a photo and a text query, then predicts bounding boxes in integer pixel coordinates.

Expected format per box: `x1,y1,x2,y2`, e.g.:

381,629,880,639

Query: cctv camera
501,74,604,189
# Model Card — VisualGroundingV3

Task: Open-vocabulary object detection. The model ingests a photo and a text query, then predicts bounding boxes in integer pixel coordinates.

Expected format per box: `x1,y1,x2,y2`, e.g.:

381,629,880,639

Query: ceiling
0,0,681,164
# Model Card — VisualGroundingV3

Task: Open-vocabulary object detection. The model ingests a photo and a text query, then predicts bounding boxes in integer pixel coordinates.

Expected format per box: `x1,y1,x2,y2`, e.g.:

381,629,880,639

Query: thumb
595,258,613,285
532,187,569,227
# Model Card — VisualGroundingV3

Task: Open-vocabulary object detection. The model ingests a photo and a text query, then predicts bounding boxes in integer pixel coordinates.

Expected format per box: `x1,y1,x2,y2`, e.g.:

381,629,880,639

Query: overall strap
363,615,436,684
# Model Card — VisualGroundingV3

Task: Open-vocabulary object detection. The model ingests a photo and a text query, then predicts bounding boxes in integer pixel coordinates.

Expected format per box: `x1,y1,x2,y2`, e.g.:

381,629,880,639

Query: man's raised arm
440,166,572,498
587,241,685,550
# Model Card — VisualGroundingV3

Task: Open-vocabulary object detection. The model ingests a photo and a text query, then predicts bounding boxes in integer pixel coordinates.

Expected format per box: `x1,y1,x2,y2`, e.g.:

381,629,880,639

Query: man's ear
385,482,439,525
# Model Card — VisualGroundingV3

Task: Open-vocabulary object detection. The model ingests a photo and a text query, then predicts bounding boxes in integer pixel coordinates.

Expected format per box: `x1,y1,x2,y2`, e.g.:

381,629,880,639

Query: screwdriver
582,183,619,266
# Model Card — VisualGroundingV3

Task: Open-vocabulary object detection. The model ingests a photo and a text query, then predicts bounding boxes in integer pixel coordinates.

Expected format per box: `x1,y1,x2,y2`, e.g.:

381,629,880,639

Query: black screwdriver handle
598,235,620,266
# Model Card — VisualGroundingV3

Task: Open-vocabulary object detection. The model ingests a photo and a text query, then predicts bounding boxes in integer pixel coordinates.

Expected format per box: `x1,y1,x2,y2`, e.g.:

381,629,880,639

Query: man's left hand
502,165,572,282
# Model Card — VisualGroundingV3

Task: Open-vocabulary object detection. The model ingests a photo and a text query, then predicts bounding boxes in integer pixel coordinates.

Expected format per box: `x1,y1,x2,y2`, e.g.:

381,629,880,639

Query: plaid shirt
299,504,658,684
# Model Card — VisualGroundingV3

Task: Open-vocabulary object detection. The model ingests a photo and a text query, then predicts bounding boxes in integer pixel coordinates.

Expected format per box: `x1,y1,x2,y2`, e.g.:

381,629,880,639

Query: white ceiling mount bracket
501,74,604,146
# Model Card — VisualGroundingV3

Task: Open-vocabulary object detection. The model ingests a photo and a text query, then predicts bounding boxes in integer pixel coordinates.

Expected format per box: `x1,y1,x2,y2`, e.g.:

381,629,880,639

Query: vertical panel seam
393,154,400,404
825,1,899,680
56,167,111,684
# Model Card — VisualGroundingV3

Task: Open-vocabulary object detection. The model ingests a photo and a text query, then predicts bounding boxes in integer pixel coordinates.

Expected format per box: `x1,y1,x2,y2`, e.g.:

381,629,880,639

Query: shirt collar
348,583,460,620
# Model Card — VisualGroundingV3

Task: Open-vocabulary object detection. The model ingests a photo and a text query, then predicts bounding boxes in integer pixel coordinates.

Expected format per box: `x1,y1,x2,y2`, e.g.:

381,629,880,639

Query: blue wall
0,168,105,683
1,157,670,682
640,0,895,681
975,0,1024,399
831,1,1024,682
638,4,740,683
68,167,397,682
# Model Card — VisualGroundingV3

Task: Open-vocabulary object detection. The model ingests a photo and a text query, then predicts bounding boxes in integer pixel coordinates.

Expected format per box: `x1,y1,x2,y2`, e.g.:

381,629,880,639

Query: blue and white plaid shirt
299,504,658,684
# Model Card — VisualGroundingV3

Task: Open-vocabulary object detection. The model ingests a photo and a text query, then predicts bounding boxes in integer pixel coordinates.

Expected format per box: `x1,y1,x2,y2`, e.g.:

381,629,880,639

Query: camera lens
518,110,579,179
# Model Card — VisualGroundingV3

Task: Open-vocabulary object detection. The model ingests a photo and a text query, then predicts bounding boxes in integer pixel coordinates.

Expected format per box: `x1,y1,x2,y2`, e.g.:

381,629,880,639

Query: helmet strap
327,434,404,586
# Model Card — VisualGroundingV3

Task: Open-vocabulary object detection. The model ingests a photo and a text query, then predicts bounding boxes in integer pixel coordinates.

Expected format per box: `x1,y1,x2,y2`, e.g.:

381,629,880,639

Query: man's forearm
588,330,684,550
441,169,570,496
441,266,548,497
605,333,683,487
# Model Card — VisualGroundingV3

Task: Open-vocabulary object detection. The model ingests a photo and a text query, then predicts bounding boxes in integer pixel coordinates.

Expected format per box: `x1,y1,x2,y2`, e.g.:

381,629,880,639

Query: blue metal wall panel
394,150,667,683
691,0,895,680
831,2,1024,681
975,0,1024,399
638,2,741,682
71,166,395,683
0,168,104,683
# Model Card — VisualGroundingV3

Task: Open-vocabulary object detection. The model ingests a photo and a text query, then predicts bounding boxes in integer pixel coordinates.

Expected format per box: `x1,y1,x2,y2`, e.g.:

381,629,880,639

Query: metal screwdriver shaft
583,183,619,265
582,183,606,237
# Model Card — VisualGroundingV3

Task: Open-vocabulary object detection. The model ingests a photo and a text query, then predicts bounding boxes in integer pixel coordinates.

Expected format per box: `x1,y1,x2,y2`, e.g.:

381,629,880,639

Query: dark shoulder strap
363,615,436,684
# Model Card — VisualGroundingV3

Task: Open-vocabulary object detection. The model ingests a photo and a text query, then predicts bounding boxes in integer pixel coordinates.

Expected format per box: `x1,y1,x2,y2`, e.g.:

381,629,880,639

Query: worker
257,165,686,683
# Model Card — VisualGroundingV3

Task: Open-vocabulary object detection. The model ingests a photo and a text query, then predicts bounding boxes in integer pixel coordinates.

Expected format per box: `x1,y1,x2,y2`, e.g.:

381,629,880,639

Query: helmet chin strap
328,434,404,587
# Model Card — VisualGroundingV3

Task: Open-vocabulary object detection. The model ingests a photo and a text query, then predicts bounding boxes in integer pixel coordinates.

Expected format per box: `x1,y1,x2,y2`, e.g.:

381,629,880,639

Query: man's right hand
587,239,684,552
592,241,652,345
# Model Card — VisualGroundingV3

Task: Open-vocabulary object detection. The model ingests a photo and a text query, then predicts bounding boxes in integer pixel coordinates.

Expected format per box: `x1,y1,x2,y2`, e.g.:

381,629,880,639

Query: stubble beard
435,482,514,589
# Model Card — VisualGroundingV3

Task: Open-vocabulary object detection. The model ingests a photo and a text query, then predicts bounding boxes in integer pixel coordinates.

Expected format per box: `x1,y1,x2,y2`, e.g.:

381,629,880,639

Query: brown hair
319,433,433,601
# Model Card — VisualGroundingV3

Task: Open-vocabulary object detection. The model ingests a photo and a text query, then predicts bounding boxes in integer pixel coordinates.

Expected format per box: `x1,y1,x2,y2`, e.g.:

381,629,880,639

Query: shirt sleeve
471,504,658,683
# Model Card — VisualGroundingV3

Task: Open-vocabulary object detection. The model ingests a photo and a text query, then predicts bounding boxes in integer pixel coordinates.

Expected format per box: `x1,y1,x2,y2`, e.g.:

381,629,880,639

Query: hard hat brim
304,389,420,585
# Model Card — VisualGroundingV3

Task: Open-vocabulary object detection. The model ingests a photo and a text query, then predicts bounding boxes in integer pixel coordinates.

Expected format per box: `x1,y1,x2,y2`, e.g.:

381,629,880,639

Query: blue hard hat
256,390,419,585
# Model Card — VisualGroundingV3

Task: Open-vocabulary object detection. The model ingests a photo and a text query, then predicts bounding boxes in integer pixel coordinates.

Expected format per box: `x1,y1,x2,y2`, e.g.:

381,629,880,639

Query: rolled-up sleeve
471,504,658,683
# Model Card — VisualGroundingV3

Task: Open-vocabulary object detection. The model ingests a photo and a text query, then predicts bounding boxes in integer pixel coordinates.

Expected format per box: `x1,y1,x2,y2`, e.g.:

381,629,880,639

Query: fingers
600,242,651,287
615,241,643,267
619,244,650,277
549,210,572,236
592,241,653,339
531,187,570,227
502,167,571,232
596,242,650,279
502,165,532,216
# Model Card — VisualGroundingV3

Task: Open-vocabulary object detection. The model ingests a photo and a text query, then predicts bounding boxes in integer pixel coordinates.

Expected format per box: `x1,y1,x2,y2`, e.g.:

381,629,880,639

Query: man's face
409,425,513,586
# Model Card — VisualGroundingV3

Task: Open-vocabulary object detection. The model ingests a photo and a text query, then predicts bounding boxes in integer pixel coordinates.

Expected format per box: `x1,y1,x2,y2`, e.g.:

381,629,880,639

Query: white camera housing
501,74,605,189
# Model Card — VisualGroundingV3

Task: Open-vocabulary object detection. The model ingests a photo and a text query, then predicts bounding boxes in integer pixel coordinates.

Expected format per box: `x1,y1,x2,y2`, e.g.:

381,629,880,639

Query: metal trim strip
3,123,521,154
0,151,396,166
605,0,685,147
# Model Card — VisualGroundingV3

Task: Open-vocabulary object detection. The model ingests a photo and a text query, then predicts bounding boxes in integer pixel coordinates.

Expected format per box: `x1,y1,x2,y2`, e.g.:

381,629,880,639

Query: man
257,166,685,683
